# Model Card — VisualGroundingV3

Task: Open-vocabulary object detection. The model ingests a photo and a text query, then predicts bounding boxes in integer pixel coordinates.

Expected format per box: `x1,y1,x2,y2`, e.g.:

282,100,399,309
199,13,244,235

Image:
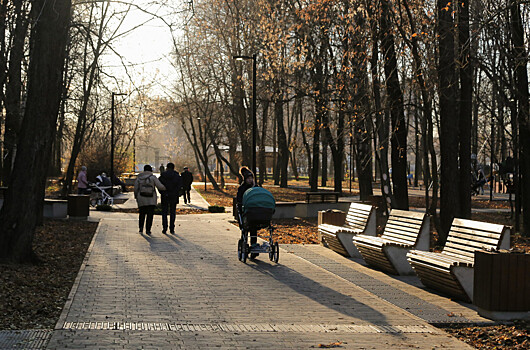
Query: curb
54,221,103,330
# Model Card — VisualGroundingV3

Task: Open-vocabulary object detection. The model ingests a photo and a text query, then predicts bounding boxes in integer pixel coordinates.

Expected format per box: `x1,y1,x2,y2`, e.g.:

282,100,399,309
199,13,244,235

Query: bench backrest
345,202,376,235
442,218,510,261
381,209,430,248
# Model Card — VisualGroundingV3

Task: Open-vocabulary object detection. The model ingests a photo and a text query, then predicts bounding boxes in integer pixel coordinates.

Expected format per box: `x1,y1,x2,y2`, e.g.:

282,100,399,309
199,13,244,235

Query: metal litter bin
68,194,90,219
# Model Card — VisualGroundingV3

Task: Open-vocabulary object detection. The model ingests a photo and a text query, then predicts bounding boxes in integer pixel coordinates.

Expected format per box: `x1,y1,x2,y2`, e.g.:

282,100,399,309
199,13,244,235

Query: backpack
139,176,155,197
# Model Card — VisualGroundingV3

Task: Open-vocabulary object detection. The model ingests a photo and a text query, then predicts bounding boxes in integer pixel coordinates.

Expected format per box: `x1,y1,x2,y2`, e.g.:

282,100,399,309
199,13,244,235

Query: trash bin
474,250,530,320
68,194,90,219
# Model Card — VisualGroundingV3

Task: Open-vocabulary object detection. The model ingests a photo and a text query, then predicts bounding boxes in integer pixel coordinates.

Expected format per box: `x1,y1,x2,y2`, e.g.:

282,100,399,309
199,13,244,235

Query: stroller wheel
237,239,243,261
241,244,248,263
273,242,279,263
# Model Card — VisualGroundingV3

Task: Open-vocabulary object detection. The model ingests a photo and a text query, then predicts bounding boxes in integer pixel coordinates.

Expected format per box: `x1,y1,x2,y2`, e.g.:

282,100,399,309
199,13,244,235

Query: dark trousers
161,195,178,231
78,188,89,195
139,205,155,232
184,188,191,203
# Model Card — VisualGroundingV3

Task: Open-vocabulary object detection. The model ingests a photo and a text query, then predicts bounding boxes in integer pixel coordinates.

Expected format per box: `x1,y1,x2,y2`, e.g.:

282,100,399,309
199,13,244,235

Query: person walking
77,166,89,194
134,164,166,235
181,166,193,204
236,166,258,258
159,163,182,234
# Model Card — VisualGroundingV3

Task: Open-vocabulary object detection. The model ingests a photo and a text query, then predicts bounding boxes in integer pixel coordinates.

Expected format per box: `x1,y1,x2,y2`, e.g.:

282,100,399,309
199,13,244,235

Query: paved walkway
112,185,210,211
44,202,476,348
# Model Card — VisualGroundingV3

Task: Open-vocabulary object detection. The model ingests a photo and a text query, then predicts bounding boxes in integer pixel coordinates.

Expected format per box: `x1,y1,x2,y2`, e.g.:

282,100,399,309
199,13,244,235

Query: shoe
170,230,175,234
146,231,151,236
139,229,143,234
162,229,167,234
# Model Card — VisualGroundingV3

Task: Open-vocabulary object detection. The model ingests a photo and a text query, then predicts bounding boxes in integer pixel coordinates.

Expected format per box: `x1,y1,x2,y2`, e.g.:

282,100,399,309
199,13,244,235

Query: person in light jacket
77,166,89,194
134,164,166,235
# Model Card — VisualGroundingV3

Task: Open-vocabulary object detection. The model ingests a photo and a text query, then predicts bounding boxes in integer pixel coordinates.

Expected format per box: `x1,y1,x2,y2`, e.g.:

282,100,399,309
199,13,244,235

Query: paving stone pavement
46,212,472,349
112,185,209,210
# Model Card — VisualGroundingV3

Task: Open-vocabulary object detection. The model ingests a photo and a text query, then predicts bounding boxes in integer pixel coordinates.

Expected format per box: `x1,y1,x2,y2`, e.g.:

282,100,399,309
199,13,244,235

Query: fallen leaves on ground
195,184,352,208
317,341,343,348
258,218,319,244
441,321,530,349
0,219,97,330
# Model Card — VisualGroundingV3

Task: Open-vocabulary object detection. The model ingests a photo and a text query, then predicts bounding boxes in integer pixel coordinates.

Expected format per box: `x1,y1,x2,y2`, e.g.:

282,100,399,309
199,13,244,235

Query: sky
103,1,192,97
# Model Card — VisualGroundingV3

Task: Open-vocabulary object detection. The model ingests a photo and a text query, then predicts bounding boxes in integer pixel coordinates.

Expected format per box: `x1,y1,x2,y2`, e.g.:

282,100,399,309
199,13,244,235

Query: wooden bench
352,210,430,275
306,192,340,203
318,203,376,257
407,219,510,302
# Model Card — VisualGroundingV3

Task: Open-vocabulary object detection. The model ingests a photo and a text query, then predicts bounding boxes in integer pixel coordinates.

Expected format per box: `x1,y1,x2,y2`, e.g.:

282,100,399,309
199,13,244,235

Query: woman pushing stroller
236,166,279,263
237,167,259,255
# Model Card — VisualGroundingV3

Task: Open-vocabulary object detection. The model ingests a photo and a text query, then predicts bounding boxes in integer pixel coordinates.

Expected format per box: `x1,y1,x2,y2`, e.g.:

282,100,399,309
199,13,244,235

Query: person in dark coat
158,163,183,234
181,166,193,204
236,166,258,257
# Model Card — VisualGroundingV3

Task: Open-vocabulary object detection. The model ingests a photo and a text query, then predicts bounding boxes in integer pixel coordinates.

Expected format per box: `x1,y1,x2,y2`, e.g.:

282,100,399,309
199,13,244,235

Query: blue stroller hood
242,187,275,213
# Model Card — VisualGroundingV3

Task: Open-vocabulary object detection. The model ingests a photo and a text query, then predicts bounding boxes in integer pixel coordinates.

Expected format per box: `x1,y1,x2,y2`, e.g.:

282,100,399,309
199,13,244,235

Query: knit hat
240,166,253,179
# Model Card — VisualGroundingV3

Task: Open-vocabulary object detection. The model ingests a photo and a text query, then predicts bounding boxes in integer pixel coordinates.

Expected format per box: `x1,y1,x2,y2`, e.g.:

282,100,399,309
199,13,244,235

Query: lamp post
111,92,126,196
197,117,207,192
233,54,257,177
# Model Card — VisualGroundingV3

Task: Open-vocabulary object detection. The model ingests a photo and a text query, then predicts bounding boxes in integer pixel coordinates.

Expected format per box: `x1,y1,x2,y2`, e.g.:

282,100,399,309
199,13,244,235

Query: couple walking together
134,164,193,235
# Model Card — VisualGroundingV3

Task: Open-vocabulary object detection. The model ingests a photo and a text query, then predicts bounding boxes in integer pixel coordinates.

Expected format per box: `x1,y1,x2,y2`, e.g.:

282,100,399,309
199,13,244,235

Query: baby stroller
89,183,114,207
237,187,279,263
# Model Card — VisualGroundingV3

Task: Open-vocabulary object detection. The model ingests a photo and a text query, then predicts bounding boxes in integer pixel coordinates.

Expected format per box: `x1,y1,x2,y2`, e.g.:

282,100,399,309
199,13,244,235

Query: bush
96,204,112,211
208,205,225,213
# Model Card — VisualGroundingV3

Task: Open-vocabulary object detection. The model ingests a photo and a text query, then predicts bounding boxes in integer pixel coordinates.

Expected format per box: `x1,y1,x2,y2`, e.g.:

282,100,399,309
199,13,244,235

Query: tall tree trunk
369,4,393,210
299,100,312,181
259,100,269,185
232,65,251,167
438,0,459,238
321,130,328,187
381,0,408,209
2,0,27,185
0,0,7,185
310,112,320,192
458,0,472,218
511,1,530,236
0,0,72,263
414,104,422,187
355,116,373,200
275,98,289,188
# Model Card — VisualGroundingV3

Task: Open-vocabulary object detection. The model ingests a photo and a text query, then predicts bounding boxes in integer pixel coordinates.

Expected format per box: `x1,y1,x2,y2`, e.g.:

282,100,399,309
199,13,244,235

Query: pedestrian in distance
159,164,165,174
134,164,166,235
158,163,183,234
96,172,112,187
236,166,258,257
181,166,193,204
77,166,89,194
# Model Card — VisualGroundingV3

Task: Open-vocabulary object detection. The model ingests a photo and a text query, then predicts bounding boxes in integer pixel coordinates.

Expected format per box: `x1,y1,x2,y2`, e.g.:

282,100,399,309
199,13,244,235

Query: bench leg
384,246,415,275
452,266,474,302
336,233,362,258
